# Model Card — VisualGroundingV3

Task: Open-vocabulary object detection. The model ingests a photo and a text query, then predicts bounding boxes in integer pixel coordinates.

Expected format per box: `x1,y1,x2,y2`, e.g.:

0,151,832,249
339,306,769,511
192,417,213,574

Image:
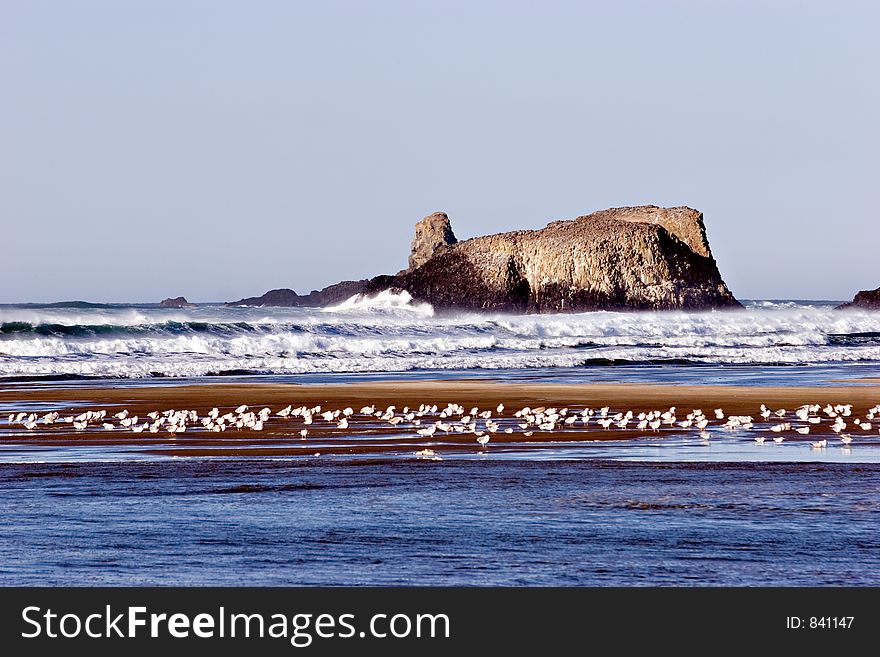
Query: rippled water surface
2,459,877,586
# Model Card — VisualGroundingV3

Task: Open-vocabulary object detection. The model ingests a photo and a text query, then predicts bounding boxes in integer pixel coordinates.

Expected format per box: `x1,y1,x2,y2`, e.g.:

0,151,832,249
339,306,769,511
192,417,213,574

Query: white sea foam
0,308,160,327
323,289,435,316
1,302,879,378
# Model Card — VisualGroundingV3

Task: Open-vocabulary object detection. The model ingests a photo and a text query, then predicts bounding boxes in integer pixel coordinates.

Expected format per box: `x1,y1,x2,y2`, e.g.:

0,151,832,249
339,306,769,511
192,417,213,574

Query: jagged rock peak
408,212,457,271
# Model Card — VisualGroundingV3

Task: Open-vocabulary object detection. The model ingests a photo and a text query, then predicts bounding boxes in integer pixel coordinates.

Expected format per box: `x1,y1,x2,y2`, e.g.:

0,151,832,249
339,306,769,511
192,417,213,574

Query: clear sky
2,0,877,303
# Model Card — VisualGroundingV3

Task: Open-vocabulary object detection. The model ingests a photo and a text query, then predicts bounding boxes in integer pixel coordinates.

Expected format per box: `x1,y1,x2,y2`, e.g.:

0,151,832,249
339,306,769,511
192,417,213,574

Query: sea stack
407,212,458,271
159,296,195,308
836,287,880,310
367,205,740,312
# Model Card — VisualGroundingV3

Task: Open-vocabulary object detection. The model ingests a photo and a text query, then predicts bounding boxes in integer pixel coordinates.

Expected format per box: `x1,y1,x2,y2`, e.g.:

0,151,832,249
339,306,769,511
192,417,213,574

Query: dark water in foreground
2,459,878,586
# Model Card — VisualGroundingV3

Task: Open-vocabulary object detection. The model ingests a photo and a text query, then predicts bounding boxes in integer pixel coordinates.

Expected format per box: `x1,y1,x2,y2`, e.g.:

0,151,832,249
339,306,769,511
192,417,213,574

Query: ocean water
1,295,879,383
2,295,880,586
2,459,878,586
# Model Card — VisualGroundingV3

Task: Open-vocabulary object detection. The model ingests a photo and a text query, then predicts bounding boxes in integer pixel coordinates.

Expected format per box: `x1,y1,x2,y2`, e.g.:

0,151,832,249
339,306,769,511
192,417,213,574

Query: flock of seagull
5,399,879,455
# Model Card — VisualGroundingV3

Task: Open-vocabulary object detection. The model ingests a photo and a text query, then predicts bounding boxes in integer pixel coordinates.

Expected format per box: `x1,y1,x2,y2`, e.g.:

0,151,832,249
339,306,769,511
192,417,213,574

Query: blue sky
2,0,877,302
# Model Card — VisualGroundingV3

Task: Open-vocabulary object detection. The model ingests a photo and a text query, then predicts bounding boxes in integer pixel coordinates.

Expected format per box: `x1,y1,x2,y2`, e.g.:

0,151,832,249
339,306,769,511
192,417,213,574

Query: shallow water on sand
1,430,878,465
1,459,877,586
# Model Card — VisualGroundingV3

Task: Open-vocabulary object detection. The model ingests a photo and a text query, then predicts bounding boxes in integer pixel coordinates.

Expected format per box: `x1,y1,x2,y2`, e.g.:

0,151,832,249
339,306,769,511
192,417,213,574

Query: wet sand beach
2,381,879,460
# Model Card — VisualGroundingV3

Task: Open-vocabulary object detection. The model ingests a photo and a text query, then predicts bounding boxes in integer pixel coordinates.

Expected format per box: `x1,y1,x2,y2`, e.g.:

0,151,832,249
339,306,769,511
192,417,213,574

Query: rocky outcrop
159,296,194,308
367,206,740,312
229,289,301,307
228,280,369,307
836,287,880,310
407,212,457,271
227,205,739,312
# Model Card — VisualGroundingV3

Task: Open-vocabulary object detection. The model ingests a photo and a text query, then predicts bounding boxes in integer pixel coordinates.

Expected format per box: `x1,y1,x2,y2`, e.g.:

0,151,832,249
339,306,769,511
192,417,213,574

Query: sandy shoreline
1,380,878,459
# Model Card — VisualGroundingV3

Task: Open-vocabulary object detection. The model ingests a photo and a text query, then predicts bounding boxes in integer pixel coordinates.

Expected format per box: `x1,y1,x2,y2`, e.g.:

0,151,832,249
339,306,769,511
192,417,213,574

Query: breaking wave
323,289,434,315
1,301,879,379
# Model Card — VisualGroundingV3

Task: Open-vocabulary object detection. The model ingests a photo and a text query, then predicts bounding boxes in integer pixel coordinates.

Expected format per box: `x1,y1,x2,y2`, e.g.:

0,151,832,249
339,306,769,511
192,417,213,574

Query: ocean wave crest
323,289,435,315
2,302,880,378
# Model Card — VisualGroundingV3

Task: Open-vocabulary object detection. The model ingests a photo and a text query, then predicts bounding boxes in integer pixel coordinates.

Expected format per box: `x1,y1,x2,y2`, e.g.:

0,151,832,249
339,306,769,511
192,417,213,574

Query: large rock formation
228,280,369,307
836,287,880,310
227,205,739,312
367,205,739,312
407,212,457,271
